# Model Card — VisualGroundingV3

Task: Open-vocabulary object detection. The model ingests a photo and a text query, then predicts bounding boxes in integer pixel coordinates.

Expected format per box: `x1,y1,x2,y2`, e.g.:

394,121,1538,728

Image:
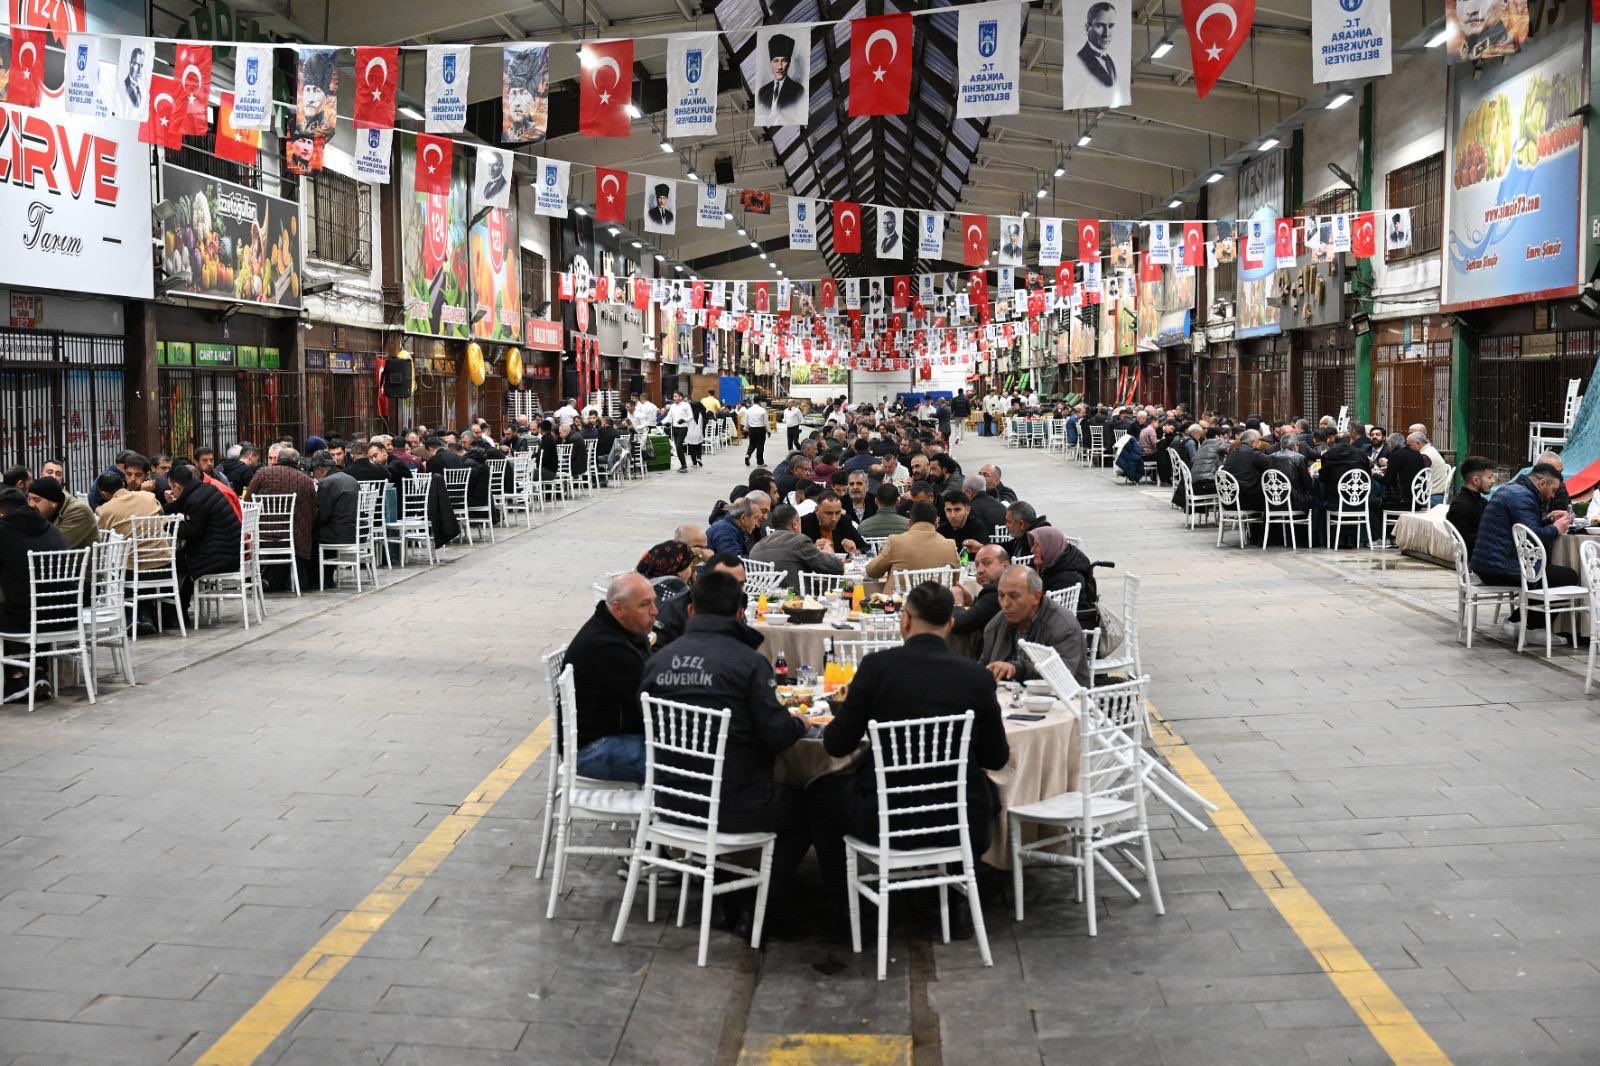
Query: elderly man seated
706,492,769,556
750,504,846,589
979,564,1090,687
566,572,658,783
865,502,959,584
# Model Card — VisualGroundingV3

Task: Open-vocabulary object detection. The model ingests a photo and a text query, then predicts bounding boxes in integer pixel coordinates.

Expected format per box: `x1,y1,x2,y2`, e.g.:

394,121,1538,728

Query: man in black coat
311,453,361,587
1221,431,1272,512
0,487,66,697
807,582,1009,914
950,544,1007,654
638,570,807,925
415,438,462,546
568,573,657,782
1381,432,1432,512
937,489,990,555
1447,456,1497,556
166,463,241,605
961,474,1008,536
799,492,866,555
1317,428,1371,509
653,554,745,649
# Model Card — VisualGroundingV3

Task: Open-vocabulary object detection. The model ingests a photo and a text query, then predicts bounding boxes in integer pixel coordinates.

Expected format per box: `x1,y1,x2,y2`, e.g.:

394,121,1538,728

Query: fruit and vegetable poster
158,164,300,308
400,140,471,338
1442,23,1582,311
469,200,523,343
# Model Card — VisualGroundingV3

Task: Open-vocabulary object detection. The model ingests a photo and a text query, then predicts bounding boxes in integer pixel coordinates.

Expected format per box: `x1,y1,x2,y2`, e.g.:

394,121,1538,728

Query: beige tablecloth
1551,530,1600,638
1393,508,1453,566
775,692,1080,870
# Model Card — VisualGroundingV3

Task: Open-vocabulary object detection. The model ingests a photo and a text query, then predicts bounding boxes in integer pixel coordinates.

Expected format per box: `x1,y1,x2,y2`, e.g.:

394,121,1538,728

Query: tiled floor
1,435,1597,1065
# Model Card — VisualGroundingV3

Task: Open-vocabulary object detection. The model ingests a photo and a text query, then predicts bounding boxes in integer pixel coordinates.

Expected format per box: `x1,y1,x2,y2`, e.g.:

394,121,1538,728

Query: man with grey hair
674,523,709,562
1381,431,1432,513
565,571,658,783
961,473,1008,534
707,495,765,556
979,564,1089,686
1221,428,1271,514
1407,424,1451,505
246,442,316,592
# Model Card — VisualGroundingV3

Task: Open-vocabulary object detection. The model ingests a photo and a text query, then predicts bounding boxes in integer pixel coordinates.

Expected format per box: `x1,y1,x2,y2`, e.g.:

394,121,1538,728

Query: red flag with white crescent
138,74,185,149
579,39,634,137
962,214,988,267
691,280,706,309
633,276,651,310
820,277,837,310
892,275,910,309
1182,223,1205,269
174,44,212,135
1077,218,1100,265
7,29,44,107
414,133,453,196
754,282,770,313
1274,217,1295,258
1351,212,1376,258
1181,0,1254,99
595,167,629,223
1055,263,1074,298
832,201,862,254
1140,250,1163,283
969,270,989,315
354,47,399,129
848,13,914,117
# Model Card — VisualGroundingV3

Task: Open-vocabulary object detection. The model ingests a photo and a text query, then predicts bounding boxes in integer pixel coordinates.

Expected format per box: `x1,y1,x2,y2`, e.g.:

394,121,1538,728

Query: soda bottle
850,581,865,612
774,651,789,683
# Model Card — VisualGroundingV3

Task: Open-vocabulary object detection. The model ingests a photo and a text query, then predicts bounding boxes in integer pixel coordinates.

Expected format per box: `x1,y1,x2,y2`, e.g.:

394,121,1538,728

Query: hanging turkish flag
7,29,44,107
1275,217,1295,258
594,168,629,223
1351,212,1376,258
753,282,771,313
1140,250,1163,283
961,215,988,267
832,201,863,253
820,277,837,309
691,280,706,309
174,44,213,135
969,270,988,308
1055,263,1074,298
707,306,722,330
1182,0,1254,98
215,94,261,165
892,276,910,309
633,276,651,310
1077,218,1100,265
414,134,454,196
1182,223,1205,269
354,47,400,129
736,314,752,333
848,14,914,117
1027,291,1045,318
138,75,185,149
579,40,634,137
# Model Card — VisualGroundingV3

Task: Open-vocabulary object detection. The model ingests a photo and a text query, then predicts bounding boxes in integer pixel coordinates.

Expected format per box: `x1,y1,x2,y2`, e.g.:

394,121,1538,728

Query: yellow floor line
193,718,554,1066
738,1033,912,1065
1147,703,1452,1066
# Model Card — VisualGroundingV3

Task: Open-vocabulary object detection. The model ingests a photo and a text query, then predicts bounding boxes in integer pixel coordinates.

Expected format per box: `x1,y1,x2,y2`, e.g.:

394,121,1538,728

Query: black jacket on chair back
174,482,241,580
0,510,66,632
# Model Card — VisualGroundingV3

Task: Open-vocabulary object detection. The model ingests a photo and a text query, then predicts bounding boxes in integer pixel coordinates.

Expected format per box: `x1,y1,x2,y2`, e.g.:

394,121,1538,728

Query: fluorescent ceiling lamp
723,211,734,220
1021,210,1031,219
760,253,768,260
653,253,665,262
574,206,589,215
1426,27,1449,47
673,263,684,272
631,240,643,248
1326,92,1353,110
1167,198,1182,208
398,105,423,121
750,240,759,249
1206,171,1223,184
1257,137,1280,152
607,227,620,236
1076,134,1091,147
1053,165,1066,177
687,171,698,181
659,139,673,152
1151,38,1174,59
1035,188,1047,198
737,227,748,236
625,103,642,118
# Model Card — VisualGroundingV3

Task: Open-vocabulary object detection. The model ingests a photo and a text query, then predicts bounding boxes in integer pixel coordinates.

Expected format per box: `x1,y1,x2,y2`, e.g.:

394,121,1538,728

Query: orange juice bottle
850,581,865,611
757,592,768,619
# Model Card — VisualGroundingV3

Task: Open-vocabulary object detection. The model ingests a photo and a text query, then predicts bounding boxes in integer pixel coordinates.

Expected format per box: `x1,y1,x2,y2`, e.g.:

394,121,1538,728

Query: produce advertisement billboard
469,202,522,343
400,141,470,338
158,164,300,308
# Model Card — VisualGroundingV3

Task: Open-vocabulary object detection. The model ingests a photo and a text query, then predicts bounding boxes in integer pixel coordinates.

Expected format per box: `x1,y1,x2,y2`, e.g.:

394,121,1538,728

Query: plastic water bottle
798,662,815,687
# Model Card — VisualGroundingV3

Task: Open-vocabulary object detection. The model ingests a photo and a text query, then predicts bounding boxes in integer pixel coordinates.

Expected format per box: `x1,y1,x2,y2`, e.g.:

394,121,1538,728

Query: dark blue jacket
1472,480,1558,580
706,514,753,557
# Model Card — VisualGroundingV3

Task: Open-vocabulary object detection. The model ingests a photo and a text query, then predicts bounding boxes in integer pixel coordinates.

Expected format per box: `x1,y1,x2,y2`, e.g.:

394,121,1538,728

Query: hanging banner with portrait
400,141,471,338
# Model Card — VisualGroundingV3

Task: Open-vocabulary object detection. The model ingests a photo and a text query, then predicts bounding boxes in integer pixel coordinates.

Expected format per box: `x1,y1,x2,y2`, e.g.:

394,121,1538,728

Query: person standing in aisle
783,399,803,451
666,391,694,473
744,397,771,467
950,389,971,443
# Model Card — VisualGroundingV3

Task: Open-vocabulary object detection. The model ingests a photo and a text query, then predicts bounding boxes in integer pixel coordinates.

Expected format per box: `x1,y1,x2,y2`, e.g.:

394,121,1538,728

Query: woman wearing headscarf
1027,526,1098,623
636,539,697,609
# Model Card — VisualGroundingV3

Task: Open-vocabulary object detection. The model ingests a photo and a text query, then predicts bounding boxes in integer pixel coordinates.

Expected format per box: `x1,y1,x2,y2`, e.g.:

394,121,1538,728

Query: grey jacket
979,598,1090,687
747,528,845,590
314,469,361,545
1191,439,1226,481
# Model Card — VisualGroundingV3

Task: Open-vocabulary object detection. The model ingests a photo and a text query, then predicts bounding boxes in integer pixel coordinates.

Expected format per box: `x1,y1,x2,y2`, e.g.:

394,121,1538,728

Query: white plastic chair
858,613,903,640
126,513,187,640
1009,678,1164,936
1214,470,1260,549
391,474,436,566
1089,424,1111,467
613,695,778,967
892,565,960,595
1529,378,1582,461
1046,585,1082,615
0,548,93,713
194,502,266,628
582,438,601,494
1581,540,1600,693
863,536,889,556
991,524,1011,543
1261,469,1312,551
1512,522,1588,659
799,572,853,598
503,455,536,527
1445,521,1514,649
1380,469,1431,548
828,637,902,665
555,444,577,501
1326,469,1372,551
319,481,383,592
744,570,785,597
441,467,474,545
1173,461,1218,529
83,535,135,689
484,457,510,524
740,557,777,573
253,493,301,595
544,665,646,920
1092,573,1141,679
845,711,992,980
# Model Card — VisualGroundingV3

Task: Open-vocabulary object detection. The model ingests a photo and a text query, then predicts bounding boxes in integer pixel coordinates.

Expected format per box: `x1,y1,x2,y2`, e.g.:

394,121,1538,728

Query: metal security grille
160,370,301,456
171,130,262,191
0,329,125,495
1200,352,1236,419
521,248,549,317
305,171,372,270
1373,341,1452,450
1301,188,1357,221
1299,343,1356,424
1384,153,1443,263
1472,329,1597,469
1237,348,1291,422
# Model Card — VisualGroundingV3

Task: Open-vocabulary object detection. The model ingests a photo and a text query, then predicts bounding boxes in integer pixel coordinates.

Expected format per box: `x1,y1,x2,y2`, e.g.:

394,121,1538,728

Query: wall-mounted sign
9,294,42,329
195,342,234,365
159,164,301,308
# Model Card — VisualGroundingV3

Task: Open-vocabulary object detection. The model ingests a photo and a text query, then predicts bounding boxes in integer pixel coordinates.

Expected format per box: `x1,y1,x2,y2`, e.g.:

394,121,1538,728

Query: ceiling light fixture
1076,134,1091,147
737,227,748,236
574,205,589,215
659,139,673,152
653,253,665,262
686,170,698,181
608,227,620,237
631,240,643,249
1325,92,1353,110
1257,137,1280,152
1020,210,1031,219
398,105,423,121
1426,27,1450,47
673,263,684,272
625,103,642,119
723,211,734,220
1053,165,1066,178
1151,37,1174,59
1167,198,1182,209
1035,188,1047,198
1206,171,1224,184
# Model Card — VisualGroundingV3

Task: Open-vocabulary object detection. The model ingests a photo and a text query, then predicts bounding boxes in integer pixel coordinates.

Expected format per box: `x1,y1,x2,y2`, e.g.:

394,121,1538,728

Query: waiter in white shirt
632,396,659,431
553,397,580,430
744,398,770,467
782,399,804,451
665,391,694,472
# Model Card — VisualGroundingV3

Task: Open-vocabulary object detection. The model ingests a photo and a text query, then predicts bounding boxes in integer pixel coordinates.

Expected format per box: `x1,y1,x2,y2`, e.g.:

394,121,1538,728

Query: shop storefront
520,317,565,411
1372,317,1453,449
0,323,127,491
303,324,386,440
1297,327,1357,427
1199,345,1237,419
407,340,463,429
1236,336,1292,422
155,306,301,455
1468,303,1594,469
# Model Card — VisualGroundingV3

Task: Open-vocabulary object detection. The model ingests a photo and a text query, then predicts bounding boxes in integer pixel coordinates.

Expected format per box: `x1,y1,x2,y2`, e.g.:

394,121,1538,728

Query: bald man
950,543,1010,648
566,572,658,783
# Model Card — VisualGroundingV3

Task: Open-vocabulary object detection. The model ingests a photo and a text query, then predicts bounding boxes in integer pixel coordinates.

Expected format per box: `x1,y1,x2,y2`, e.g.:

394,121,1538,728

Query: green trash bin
646,431,674,472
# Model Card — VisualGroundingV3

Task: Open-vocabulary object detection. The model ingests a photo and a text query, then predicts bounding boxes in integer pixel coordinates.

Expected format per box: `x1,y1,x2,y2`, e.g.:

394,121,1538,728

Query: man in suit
647,183,674,227
1000,223,1023,263
749,503,845,589
806,582,1010,917
756,32,805,125
310,451,361,587
1077,1,1117,88
864,502,960,584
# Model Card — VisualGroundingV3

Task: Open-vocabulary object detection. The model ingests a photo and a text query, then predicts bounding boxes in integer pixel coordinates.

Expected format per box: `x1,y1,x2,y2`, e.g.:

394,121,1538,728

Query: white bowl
1023,680,1052,692
764,613,789,624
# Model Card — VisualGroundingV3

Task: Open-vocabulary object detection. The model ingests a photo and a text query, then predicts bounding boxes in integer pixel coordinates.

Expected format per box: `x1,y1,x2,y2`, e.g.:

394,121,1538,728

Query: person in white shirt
683,404,705,468
782,399,804,451
553,398,580,430
743,399,770,467
916,400,937,424
665,392,694,472
632,397,659,432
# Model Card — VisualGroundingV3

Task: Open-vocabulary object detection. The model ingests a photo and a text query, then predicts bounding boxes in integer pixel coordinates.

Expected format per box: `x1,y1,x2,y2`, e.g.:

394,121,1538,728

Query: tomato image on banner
401,141,471,338
470,203,522,342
